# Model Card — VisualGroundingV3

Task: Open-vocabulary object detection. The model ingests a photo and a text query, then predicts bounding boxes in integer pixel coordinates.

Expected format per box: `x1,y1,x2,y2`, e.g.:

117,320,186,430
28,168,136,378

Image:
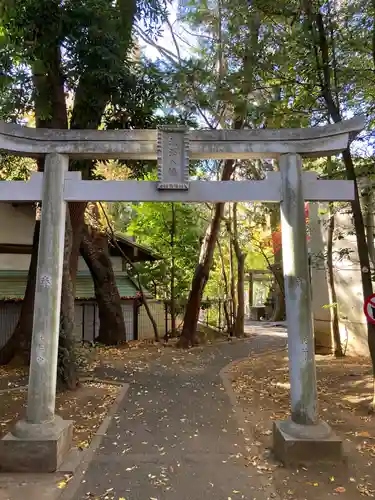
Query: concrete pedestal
0,416,73,472
273,419,343,466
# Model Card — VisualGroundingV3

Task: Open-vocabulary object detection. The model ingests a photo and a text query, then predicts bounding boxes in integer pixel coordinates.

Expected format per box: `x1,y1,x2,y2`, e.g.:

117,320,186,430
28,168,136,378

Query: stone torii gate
0,117,364,471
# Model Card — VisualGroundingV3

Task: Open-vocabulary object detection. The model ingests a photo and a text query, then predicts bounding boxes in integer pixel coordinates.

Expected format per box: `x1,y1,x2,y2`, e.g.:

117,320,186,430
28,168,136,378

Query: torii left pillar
0,154,73,472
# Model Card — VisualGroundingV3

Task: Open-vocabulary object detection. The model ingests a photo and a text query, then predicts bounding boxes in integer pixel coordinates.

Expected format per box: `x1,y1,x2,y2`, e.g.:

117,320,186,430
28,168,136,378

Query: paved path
74,326,286,500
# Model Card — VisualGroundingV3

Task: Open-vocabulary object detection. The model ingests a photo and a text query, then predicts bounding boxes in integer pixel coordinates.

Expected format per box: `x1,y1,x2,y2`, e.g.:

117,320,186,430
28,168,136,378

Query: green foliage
127,202,205,300
0,0,167,126
0,154,36,180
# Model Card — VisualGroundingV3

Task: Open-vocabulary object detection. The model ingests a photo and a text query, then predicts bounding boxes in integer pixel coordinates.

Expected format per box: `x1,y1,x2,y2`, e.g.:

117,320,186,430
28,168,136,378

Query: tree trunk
363,181,375,266
58,210,79,390
231,203,246,337
270,204,285,321
326,204,344,357
217,239,232,335
234,253,246,337
178,160,236,347
80,225,127,345
229,225,237,328
69,201,87,293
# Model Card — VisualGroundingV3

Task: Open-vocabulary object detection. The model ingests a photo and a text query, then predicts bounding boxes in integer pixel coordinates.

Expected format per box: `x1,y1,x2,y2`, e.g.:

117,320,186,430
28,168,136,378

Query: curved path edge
59,382,130,500
219,348,287,500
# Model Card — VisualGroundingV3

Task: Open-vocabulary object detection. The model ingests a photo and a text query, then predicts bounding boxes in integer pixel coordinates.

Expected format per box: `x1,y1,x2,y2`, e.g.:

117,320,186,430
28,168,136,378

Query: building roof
0,232,161,263
0,270,148,301
109,234,162,262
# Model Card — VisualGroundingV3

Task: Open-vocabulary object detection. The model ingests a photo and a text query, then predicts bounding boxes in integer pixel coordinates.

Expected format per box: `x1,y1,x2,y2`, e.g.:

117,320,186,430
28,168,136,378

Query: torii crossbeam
0,116,365,471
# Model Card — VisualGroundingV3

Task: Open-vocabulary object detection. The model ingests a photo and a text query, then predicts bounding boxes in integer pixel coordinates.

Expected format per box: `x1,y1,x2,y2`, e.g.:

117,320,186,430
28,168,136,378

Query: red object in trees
271,202,310,255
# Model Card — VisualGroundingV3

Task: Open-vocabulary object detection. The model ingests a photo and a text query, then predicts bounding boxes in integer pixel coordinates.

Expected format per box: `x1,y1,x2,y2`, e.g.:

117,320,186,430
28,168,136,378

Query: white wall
310,197,371,357
0,203,36,245
0,203,36,270
0,203,123,272
0,254,31,270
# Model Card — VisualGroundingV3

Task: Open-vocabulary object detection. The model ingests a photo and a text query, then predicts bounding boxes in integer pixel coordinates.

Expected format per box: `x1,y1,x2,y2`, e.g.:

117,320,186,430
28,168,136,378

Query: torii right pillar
273,153,343,465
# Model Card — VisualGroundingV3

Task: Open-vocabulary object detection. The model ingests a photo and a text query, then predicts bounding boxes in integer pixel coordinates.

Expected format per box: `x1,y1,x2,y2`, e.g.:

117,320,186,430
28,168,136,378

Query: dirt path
230,350,375,499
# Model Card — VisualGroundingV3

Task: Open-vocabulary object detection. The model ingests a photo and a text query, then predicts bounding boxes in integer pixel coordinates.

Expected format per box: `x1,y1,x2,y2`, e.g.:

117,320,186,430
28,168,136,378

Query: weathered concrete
0,416,73,472
273,419,343,466
0,175,355,204
279,153,318,425
0,154,73,473
27,153,68,424
0,171,355,203
0,115,365,159
276,155,342,464
64,173,354,203
157,126,189,190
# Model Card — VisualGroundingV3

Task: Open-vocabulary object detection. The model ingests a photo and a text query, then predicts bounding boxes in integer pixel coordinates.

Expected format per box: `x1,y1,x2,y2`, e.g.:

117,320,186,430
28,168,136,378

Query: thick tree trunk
69,201,87,292
178,160,236,347
0,2,137,374
326,204,344,357
58,210,79,390
80,225,127,345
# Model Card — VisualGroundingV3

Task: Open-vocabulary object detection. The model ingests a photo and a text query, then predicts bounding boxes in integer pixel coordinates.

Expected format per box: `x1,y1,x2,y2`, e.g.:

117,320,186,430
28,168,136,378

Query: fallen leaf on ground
57,475,73,489
358,432,371,438
334,487,346,493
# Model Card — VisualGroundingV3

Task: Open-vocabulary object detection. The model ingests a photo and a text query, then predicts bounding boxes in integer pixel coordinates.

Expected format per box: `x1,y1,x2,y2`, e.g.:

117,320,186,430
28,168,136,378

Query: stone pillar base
0,416,73,472
273,419,343,466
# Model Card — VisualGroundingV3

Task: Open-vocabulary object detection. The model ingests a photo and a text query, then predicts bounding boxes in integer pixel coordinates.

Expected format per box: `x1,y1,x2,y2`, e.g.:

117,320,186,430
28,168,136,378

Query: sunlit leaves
127,201,205,300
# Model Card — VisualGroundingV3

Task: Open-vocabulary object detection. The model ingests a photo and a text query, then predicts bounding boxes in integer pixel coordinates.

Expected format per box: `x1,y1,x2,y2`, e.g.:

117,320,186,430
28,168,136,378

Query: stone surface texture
280,154,318,426
27,153,68,424
0,116,365,159
273,419,343,466
0,417,73,473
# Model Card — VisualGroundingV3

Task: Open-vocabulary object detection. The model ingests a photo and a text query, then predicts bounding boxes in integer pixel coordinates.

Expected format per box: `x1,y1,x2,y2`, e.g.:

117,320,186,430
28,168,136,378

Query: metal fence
0,302,21,349
0,298,235,348
162,298,234,336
